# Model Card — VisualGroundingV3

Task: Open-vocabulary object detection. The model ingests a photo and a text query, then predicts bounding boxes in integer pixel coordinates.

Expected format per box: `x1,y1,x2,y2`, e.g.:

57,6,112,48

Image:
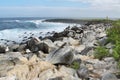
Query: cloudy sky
0,0,120,18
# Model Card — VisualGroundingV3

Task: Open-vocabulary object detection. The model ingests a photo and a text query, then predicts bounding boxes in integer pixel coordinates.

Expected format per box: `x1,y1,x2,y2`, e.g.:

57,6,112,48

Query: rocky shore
0,21,120,80
44,19,113,25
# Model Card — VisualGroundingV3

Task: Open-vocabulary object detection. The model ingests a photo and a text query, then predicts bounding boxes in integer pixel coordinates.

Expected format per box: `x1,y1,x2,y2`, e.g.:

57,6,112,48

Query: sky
0,0,120,18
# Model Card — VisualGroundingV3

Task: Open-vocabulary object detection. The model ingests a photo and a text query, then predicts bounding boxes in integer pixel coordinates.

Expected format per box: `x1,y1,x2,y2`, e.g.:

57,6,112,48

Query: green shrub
107,20,120,43
112,43,120,61
117,61,120,69
94,46,109,60
70,61,80,70
106,20,120,70
94,19,120,69
113,50,119,61
106,20,120,62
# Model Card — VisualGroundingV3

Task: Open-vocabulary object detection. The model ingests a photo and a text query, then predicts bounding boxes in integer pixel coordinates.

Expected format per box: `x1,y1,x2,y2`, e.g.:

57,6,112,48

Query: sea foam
0,19,78,44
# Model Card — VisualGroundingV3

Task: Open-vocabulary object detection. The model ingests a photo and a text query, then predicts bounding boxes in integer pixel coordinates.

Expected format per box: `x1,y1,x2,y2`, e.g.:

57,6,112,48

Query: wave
0,19,72,30
0,21,38,30
0,19,80,44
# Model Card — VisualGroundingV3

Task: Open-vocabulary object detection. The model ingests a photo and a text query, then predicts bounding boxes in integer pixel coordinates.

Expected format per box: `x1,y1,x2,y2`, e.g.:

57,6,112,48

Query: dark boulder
0,46,6,53
71,26,83,34
26,37,41,52
43,31,69,42
46,43,74,65
26,37,49,53
18,44,27,52
37,42,49,53
9,44,19,52
42,36,56,42
53,31,69,38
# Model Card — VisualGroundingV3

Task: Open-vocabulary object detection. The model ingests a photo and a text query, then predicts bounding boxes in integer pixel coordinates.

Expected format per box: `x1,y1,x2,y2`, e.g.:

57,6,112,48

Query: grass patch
70,59,81,70
70,61,80,70
94,46,109,60
107,20,120,61
94,19,120,69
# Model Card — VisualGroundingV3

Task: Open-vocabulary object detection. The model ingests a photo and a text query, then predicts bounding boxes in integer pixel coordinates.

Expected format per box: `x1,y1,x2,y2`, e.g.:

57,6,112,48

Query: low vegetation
70,60,80,70
94,46,109,60
94,19,120,68
107,20,120,61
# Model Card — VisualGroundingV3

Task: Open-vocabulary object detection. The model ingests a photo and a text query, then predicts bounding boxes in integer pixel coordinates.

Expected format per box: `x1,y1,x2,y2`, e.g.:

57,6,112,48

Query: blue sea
0,17,78,45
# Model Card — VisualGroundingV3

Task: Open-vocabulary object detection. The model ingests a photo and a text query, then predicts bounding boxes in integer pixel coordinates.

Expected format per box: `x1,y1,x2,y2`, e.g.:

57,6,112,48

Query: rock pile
0,22,119,80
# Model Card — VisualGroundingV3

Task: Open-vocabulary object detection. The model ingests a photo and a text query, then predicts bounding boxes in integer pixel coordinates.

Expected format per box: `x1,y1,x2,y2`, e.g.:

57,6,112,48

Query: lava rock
46,43,74,65
0,46,7,53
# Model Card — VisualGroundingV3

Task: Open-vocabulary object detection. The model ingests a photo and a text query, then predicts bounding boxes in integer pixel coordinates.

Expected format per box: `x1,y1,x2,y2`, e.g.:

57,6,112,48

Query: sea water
0,18,78,45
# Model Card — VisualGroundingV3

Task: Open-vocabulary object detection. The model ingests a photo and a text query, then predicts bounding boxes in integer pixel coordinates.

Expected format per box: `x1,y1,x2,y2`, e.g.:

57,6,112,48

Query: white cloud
0,0,120,18
68,0,120,5
0,6,119,18
48,0,120,12
68,0,120,9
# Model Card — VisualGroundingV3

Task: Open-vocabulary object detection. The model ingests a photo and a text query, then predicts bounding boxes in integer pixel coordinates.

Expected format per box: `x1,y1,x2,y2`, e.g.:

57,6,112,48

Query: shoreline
44,18,114,25
0,20,119,80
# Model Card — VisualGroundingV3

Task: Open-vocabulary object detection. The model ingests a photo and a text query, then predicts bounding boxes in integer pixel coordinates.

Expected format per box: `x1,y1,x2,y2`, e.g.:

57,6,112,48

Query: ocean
0,17,78,45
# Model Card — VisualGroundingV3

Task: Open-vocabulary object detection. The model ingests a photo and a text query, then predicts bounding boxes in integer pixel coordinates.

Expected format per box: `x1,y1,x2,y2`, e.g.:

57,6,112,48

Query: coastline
44,18,114,25
0,19,119,80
